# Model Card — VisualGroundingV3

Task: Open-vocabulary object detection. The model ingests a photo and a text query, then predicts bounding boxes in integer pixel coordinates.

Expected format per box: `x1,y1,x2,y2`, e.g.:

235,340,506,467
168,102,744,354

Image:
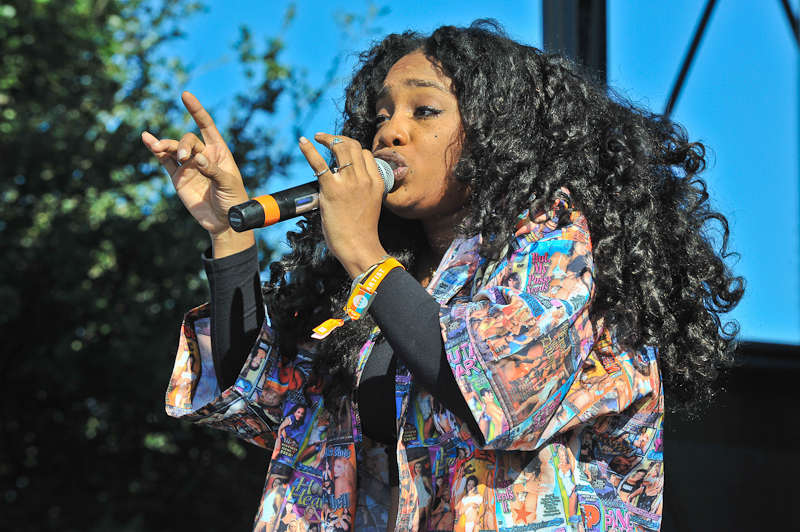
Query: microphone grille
374,158,395,195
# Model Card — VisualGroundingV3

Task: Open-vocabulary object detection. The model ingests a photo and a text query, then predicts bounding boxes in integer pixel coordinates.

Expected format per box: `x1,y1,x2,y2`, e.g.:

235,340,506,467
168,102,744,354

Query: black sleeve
202,245,265,391
367,268,480,436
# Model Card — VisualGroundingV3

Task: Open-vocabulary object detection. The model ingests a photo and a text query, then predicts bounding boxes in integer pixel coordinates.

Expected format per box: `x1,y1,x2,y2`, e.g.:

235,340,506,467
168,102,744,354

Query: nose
375,115,409,148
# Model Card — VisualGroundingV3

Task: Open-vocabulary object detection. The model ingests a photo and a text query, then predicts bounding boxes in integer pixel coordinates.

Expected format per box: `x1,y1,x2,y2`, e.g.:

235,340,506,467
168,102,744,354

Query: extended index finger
297,136,331,176
181,91,226,146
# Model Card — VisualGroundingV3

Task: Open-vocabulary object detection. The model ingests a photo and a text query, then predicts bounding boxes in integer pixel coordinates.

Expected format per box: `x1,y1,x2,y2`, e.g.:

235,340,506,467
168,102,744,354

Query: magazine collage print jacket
165,196,666,532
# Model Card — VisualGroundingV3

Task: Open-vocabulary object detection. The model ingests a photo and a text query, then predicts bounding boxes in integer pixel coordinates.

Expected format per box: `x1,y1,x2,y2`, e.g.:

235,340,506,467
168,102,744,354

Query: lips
373,150,408,180
373,151,408,187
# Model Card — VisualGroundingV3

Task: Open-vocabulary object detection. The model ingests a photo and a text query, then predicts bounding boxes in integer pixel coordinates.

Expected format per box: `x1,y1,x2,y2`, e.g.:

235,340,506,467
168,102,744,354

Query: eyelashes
373,106,443,126
414,106,443,118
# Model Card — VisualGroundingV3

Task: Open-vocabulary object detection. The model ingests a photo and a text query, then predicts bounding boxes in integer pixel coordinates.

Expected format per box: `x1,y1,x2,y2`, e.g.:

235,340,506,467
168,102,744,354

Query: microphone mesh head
374,159,395,195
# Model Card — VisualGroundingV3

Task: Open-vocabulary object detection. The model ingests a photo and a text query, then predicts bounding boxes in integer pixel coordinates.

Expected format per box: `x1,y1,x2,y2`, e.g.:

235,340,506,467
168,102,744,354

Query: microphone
228,158,395,232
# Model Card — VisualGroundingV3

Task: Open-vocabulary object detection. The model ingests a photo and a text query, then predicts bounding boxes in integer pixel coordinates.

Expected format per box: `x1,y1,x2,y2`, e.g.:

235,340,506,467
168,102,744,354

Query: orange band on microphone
254,195,281,227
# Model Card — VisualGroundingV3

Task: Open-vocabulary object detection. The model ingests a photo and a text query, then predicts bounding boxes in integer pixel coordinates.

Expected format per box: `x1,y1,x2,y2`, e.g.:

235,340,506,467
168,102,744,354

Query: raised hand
142,91,254,257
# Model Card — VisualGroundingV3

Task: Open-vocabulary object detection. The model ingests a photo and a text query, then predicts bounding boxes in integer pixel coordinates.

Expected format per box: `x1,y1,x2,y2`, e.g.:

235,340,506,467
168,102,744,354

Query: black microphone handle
228,181,319,232
227,158,394,232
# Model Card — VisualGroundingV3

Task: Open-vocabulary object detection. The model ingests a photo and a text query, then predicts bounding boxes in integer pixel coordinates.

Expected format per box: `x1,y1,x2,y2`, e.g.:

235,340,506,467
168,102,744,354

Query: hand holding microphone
296,132,394,280
230,132,395,280
228,157,395,232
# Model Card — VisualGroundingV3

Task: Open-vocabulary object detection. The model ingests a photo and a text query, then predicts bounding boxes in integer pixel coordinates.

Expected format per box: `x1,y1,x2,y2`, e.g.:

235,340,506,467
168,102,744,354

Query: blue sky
167,0,799,345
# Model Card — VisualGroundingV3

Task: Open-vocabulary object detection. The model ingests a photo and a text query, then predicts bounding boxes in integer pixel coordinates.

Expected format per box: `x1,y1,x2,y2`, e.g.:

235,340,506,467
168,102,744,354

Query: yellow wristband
311,257,404,338
344,257,404,320
350,255,391,293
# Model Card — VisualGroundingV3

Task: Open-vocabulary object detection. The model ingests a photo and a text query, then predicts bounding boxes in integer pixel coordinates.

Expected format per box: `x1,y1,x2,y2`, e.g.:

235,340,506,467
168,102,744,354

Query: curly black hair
262,20,744,412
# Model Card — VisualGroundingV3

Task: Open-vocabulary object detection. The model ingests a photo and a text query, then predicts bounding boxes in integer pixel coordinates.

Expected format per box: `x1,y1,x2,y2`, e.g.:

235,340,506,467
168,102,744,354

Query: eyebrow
375,78,448,102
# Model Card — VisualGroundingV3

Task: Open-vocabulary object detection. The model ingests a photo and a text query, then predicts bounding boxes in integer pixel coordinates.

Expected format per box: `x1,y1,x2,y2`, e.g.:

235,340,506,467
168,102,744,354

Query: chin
382,200,425,220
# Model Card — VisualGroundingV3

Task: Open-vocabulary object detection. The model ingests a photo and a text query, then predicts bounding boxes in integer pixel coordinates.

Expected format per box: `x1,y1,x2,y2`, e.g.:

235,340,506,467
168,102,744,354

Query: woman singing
146,20,742,532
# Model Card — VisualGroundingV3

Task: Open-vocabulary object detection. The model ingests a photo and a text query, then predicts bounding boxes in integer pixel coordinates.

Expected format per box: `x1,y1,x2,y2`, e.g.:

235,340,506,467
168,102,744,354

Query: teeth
386,160,399,170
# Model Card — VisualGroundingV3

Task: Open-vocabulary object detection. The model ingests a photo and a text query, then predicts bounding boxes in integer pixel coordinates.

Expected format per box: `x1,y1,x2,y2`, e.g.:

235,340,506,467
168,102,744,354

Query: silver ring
313,168,330,178
330,137,343,147
331,162,353,174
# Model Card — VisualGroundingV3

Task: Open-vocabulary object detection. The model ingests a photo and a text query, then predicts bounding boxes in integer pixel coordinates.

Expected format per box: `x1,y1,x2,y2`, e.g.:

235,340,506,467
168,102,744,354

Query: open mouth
374,152,407,185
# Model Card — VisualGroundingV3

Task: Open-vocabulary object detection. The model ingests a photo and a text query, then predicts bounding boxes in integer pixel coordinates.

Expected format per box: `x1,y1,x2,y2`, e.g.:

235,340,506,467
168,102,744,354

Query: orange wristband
344,257,403,320
311,257,404,339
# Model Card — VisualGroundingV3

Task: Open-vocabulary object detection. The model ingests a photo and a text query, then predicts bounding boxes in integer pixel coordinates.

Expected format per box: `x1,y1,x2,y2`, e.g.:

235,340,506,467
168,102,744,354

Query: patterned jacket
166,196,665,532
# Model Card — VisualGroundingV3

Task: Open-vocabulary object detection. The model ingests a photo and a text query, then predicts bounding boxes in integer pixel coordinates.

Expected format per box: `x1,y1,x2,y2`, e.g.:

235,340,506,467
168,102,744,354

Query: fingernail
299,136,309,145
151,141,161,149
178,148,188,160
195,153,208,167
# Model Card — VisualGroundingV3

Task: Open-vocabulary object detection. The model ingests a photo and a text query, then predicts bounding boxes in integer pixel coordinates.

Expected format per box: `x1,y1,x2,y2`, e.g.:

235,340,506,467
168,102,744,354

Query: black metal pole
664,0,718,116
779,0,800,48
543,0,607,84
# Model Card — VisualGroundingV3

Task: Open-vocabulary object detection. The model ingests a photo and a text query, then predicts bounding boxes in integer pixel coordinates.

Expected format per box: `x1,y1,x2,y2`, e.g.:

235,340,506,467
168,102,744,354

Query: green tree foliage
0,0,381,529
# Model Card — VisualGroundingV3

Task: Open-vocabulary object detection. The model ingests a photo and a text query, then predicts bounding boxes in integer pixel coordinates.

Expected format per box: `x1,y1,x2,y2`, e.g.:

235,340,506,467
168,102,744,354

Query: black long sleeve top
202,246,477,485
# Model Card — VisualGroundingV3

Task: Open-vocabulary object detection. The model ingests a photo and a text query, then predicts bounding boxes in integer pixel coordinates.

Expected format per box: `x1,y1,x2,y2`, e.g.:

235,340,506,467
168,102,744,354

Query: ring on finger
331,162,353,174
314,168,330,178
330,137,343,147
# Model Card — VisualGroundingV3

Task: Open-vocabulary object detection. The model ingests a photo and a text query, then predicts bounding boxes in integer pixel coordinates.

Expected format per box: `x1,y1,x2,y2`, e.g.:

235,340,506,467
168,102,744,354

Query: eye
414,106,442,119
373,114,390,126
